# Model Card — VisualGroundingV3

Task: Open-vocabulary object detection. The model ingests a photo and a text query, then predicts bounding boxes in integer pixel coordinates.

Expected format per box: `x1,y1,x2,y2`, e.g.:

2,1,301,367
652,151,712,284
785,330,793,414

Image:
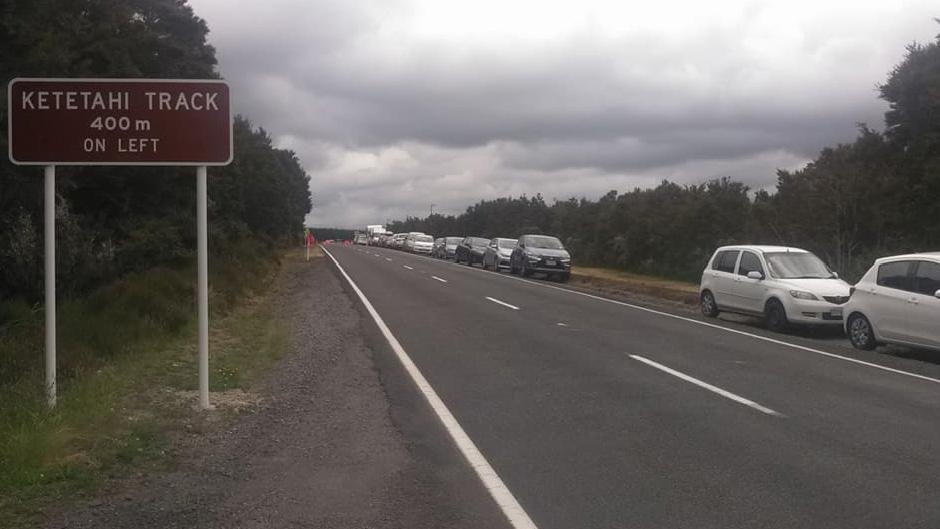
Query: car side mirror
747,271,763,280
832,272,839,278
935,289,940,299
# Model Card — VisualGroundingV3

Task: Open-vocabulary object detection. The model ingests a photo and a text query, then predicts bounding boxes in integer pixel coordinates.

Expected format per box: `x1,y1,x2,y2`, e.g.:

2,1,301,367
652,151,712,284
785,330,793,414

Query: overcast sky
188,0,938,228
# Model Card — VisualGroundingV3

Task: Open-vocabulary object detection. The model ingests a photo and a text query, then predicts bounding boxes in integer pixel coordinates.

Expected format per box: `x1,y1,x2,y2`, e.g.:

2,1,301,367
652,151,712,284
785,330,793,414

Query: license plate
546,259,556,266
830,308,843,318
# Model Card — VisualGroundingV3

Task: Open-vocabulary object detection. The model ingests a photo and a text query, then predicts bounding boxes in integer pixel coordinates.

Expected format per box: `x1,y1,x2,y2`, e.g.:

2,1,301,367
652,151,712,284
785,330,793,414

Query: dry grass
570,266,699,305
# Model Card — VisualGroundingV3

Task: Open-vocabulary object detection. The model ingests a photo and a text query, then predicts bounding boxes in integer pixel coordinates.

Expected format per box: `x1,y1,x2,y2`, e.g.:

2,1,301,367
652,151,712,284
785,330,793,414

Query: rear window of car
498,239,517,249
914,261,940,296
417,235,433,242
527,236,563,249
877,261,914,291
471,237,490,246
712,250,739,273
446,237,462,244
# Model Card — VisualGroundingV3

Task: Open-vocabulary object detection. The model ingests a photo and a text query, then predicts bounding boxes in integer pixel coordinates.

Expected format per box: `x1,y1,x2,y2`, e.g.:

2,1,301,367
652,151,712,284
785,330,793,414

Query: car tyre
764,299,789,333
700,290,719,318
847,313,877,350
521,260,533,277
559,272,570,282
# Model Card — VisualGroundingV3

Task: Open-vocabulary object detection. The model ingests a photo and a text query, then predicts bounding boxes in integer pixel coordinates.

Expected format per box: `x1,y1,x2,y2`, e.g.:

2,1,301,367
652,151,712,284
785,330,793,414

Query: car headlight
789,290,818,301
527,254,540,262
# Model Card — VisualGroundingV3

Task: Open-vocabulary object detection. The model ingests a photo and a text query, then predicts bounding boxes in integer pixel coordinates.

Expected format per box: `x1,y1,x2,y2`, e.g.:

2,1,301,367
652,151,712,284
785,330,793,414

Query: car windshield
470,237,490,246
416,235,433,242
527,236,563,249
498,239,517,249
446,237,462,244
764,252,833,279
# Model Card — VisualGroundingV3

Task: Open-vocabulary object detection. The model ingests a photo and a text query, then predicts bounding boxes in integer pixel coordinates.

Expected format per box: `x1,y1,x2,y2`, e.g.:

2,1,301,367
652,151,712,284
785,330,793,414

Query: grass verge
570,266,699,305
0,243,298,528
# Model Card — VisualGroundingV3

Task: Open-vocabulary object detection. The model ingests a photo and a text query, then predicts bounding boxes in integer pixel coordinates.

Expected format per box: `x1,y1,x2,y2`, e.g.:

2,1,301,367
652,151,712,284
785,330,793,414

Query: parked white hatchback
699,245,852,332
844,252,940,352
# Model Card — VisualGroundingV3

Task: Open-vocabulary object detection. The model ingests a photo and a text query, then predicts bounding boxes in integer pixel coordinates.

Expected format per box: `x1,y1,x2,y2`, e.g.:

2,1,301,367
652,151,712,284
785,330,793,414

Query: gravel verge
43,252,508,529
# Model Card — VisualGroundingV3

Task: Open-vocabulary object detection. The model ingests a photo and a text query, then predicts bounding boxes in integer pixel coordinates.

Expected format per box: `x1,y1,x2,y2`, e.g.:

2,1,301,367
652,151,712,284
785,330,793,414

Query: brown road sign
8,78,232,166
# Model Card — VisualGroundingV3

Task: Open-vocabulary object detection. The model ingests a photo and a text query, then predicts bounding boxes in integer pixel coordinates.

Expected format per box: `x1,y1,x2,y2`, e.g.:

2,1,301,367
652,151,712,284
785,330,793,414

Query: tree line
0,0,312,302
390,27,940,282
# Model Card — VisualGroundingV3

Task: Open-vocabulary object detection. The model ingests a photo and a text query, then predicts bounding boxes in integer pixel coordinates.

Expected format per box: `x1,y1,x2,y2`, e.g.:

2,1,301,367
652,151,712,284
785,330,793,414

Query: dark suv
510,235,571,281
455,237,490,266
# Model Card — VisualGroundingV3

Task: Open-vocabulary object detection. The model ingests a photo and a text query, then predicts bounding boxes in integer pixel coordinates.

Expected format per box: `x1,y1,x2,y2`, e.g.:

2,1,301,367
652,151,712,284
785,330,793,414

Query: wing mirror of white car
935,289,940,299
831,272,839,278
747,271,764,280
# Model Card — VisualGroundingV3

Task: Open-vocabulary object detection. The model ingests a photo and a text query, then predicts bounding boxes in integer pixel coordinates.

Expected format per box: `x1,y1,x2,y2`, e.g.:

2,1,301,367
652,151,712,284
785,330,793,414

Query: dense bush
0,0,312,303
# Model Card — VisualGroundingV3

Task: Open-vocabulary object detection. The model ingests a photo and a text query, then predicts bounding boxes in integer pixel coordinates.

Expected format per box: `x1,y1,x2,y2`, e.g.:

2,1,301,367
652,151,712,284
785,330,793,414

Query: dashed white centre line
629,354,783,417
403,265,414,270
486,297,520,311
432,276,448,283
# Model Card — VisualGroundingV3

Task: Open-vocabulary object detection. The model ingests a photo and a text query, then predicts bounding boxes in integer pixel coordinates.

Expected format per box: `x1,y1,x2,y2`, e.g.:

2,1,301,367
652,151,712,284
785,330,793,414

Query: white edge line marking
321,246,539,529
629,355,784,417
432,275,448,283
403,265,414,270
486,297,520,310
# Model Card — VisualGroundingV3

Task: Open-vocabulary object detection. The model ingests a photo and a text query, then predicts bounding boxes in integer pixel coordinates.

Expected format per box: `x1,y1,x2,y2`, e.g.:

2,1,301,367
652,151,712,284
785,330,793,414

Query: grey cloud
188,0,937,226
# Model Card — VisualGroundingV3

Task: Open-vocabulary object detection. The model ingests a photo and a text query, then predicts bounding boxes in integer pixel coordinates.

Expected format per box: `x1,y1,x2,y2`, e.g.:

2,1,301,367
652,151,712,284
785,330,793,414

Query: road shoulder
43,251,509,529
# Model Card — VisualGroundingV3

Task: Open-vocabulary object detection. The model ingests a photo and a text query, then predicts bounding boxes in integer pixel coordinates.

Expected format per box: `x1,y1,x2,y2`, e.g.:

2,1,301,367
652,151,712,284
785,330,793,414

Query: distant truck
366,224,390,245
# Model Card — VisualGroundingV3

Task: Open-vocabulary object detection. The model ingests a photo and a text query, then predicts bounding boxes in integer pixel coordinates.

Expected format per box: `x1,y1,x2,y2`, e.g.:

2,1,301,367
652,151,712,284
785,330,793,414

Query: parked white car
404,233,434,254
699,245,851,332
844,252,940,352
390,233,407,249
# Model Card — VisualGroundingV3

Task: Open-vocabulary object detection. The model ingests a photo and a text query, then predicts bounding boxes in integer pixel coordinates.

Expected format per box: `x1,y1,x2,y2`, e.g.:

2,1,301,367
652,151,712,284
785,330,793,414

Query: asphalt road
324,244,940,529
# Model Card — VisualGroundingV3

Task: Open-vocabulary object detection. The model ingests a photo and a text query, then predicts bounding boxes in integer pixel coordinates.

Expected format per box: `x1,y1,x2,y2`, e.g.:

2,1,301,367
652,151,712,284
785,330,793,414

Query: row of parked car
362,235,939,353
369,232,573,281
699,245,940,353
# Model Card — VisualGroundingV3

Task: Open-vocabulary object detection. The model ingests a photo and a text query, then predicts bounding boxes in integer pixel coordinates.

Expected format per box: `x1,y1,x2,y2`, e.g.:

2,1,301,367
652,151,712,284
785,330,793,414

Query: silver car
482,238,517,271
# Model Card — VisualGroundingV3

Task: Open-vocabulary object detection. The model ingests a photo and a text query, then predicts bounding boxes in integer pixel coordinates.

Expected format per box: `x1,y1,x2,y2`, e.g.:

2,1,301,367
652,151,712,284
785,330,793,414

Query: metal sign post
8,78,232,410
44,164,56,407
197,165,210,409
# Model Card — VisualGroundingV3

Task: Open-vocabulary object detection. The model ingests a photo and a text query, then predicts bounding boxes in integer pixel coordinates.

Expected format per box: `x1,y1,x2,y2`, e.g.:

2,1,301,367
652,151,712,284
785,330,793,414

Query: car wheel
848,313,877,350
700,290,719,318
764,299,789,333
521,260,533,277
558,272,570,282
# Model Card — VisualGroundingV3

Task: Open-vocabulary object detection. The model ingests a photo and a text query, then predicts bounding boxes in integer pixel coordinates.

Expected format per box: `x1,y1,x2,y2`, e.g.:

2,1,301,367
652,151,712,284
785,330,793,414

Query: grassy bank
0,243,295,527
570,266,700,305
